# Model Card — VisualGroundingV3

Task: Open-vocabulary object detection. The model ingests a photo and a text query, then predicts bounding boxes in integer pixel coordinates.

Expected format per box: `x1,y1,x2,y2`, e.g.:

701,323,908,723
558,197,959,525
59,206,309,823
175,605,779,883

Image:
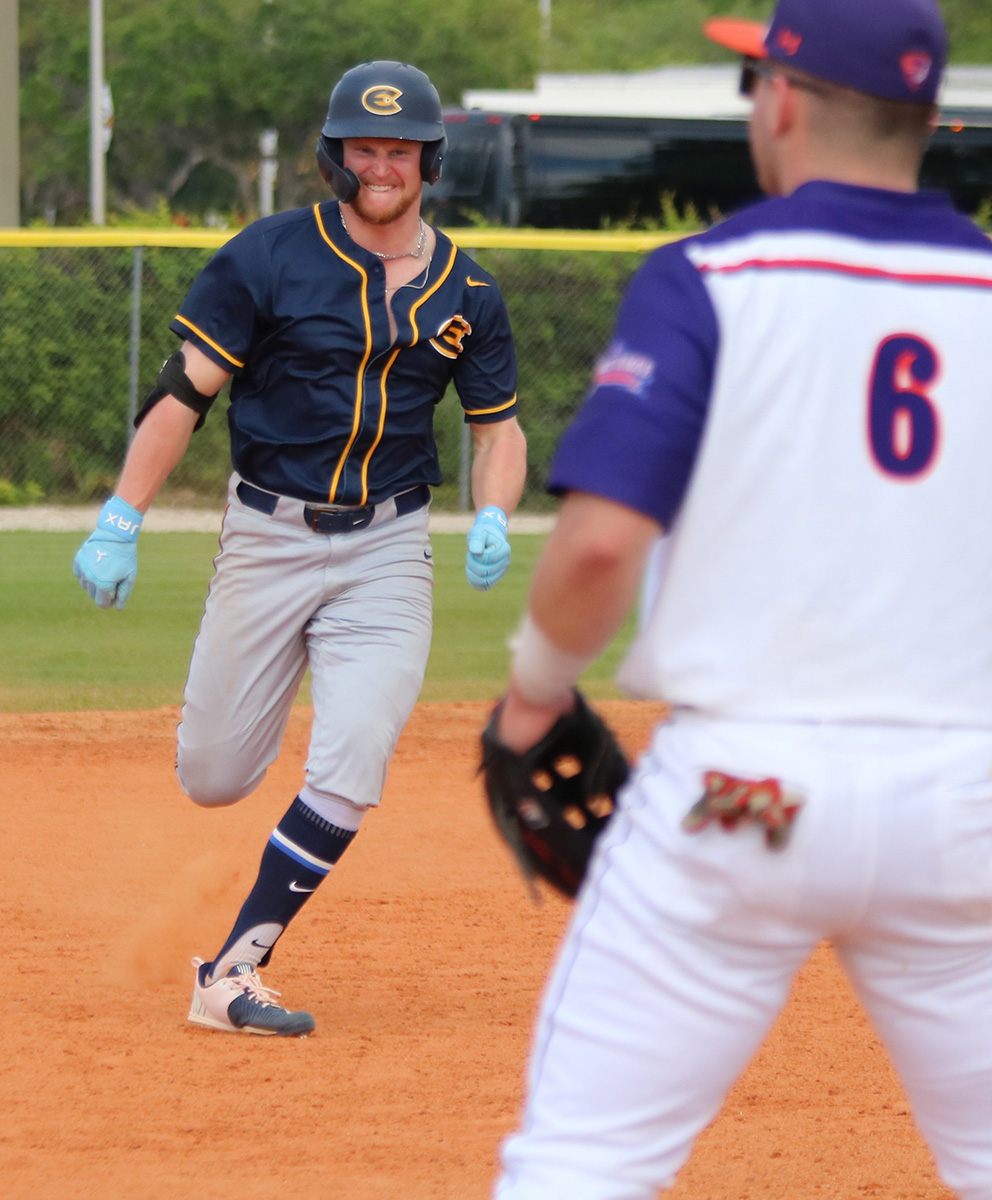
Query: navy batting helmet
316,61,446,202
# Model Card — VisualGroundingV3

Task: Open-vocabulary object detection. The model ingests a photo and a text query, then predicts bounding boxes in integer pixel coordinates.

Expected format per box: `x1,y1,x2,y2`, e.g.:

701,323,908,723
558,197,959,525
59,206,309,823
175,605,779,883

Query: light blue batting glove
466,505,511,591
72,495,143,611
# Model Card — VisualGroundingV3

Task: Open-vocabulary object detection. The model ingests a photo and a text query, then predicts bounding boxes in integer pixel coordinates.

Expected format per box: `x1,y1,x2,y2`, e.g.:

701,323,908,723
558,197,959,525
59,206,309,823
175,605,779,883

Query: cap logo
362,85,403,116
774,28,802,56
900,51,933,91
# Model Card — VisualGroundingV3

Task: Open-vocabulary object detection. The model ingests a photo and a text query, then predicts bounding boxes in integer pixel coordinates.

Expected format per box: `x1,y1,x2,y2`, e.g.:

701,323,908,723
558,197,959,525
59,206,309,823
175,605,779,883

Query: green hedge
0,243,646,508
0,246,213,500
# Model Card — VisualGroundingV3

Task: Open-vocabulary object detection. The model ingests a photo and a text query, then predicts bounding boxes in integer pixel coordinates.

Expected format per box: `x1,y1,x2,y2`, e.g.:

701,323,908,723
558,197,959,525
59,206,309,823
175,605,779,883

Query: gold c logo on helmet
362,86,403,116
430,316,473,359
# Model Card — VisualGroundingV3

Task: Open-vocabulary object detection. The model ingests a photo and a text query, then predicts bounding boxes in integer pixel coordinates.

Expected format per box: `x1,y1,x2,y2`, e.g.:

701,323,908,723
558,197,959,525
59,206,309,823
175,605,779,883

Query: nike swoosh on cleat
288,881,316,893
466,277,490,287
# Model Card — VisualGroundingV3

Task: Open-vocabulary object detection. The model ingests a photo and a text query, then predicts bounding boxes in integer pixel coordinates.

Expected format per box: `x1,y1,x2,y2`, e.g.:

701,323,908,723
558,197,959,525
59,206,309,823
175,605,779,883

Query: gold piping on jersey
173,315,246,369
408,244,458,341
463,394,517,417
360,347,403,503
356,243,459,499
314,203,374,504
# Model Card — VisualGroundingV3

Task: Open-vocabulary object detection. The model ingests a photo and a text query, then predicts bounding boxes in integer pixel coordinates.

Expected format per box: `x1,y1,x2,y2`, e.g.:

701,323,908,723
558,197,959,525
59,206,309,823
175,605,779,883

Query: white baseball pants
495,714,992,1200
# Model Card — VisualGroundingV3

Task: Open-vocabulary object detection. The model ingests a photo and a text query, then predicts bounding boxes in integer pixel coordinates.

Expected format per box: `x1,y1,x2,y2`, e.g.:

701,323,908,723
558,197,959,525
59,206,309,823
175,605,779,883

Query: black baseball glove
480,689,630,898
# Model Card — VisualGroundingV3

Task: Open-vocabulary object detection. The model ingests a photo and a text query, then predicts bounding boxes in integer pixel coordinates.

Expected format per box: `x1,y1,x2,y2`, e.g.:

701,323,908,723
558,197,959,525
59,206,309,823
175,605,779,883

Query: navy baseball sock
208,795,357,979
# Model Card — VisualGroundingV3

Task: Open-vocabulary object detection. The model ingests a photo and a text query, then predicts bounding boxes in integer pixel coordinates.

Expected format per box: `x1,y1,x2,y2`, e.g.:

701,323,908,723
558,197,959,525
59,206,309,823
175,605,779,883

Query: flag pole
89,0,105,225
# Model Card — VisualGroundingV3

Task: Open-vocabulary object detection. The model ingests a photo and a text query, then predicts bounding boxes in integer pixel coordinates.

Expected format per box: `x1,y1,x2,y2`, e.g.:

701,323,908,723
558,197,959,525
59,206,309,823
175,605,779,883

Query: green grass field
0,531,637,713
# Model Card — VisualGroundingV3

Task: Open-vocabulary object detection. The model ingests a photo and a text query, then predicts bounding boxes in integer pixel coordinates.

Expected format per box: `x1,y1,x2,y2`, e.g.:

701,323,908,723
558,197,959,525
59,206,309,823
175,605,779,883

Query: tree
18,0,538,222
19,0,992,224
19,0,92,221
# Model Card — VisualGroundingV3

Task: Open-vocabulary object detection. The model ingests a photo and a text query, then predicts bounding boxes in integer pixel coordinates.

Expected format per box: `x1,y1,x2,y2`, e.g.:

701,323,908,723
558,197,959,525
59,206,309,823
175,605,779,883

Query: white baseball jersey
500,182,992,1200
550,181,992,727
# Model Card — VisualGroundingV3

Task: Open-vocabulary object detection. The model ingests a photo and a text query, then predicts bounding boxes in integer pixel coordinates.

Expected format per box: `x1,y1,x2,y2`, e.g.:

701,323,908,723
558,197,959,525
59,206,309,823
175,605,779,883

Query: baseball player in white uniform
488,1,992,1197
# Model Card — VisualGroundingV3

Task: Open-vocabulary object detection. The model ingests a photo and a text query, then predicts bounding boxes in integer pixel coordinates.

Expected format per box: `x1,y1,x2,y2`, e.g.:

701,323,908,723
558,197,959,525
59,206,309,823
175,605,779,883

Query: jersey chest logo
430,315,472,359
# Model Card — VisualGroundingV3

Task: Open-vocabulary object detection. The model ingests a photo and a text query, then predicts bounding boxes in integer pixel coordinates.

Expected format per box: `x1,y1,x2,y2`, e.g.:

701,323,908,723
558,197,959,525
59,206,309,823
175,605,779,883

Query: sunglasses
739,57,827,98
739,57,777,96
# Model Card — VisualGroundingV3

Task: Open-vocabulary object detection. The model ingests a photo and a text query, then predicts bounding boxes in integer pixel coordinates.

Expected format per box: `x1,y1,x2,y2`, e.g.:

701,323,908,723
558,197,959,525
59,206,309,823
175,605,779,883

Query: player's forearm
470,418,527,516
498,494,659,751
115,396,200,512
526,492,661,658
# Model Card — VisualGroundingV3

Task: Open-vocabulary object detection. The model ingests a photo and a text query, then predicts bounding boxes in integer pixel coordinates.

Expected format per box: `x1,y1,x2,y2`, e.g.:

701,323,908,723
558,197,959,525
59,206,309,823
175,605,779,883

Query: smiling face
341,137,424,225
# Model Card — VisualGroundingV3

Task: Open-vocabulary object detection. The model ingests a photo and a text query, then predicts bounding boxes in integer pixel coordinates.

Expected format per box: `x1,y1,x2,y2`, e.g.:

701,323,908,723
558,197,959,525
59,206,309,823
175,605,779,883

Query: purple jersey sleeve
548,241,718,529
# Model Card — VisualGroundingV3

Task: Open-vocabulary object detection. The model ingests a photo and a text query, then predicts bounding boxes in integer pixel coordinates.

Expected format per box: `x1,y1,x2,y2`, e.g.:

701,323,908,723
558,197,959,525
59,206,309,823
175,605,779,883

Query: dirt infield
3,702,953,1200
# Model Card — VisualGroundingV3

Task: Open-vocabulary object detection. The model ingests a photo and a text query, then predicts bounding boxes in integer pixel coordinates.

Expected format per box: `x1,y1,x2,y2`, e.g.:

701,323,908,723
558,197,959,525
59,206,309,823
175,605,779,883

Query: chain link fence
0,229,678,510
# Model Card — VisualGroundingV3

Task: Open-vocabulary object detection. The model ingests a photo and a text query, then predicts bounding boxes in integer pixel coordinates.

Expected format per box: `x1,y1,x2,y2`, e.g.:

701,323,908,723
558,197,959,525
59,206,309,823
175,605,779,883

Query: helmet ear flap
420,137,446,186
318,132,444,198
316,136,360,203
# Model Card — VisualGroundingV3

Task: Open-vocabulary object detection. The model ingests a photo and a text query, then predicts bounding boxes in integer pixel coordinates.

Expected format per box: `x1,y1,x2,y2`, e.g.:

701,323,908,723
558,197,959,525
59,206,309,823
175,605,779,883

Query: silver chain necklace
339,207,427,261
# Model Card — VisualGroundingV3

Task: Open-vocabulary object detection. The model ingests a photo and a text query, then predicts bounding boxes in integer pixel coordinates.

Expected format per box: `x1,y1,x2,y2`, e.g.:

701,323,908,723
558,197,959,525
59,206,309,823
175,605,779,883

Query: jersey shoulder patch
592,341,656,396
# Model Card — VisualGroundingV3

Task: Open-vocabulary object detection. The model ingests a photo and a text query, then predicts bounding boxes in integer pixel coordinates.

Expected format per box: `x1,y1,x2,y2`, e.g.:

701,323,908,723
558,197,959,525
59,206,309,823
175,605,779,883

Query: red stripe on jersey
698,257,992,290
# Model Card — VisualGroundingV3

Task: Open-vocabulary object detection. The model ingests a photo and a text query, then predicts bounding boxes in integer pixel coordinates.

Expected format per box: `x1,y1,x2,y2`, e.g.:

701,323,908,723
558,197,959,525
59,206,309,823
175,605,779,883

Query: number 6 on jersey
867,333,940,480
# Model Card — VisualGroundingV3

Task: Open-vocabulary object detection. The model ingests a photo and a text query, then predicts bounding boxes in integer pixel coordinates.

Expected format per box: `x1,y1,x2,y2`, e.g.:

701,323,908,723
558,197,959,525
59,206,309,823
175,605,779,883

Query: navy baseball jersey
550,181,992,725
170,200,518,505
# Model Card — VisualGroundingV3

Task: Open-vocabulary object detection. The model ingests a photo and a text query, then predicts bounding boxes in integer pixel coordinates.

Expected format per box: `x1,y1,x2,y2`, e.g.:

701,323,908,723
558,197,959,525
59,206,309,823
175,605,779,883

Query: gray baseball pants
176,473,434,813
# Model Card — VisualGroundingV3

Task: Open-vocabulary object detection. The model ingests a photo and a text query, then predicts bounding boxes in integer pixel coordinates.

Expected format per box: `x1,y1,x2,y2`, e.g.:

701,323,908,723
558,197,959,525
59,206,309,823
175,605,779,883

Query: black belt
236,480,430,534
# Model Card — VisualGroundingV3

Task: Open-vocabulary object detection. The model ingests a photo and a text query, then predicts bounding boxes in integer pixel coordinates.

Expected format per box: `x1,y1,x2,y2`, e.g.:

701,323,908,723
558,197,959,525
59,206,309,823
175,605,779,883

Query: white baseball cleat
187,957,315,1037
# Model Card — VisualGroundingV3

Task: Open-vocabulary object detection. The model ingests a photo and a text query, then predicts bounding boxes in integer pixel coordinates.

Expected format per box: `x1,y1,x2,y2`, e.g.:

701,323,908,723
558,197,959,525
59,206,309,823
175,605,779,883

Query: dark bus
426,106,992,228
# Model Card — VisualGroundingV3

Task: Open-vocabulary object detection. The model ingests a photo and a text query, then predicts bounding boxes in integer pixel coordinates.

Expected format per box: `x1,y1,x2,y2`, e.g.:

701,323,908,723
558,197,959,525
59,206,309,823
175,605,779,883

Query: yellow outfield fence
0,227,684,252
0,227,685,509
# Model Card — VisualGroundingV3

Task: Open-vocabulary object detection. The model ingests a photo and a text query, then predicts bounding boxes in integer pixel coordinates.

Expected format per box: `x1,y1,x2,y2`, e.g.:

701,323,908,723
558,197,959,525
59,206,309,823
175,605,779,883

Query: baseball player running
486,1,992,1197
71,61,526,1037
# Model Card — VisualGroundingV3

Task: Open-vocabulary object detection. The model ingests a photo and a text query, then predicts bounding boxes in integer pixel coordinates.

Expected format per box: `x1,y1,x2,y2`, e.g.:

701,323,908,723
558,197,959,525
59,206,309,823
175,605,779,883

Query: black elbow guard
134,350,221,431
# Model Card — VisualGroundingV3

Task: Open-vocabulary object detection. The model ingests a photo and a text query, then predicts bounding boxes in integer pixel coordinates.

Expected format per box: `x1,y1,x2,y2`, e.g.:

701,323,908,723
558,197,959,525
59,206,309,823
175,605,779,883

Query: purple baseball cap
704,0,947,104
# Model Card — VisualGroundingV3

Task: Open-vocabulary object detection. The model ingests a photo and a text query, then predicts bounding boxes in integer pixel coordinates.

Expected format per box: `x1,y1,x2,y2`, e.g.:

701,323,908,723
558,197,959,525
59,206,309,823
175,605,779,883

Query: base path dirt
2,702,953,1200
